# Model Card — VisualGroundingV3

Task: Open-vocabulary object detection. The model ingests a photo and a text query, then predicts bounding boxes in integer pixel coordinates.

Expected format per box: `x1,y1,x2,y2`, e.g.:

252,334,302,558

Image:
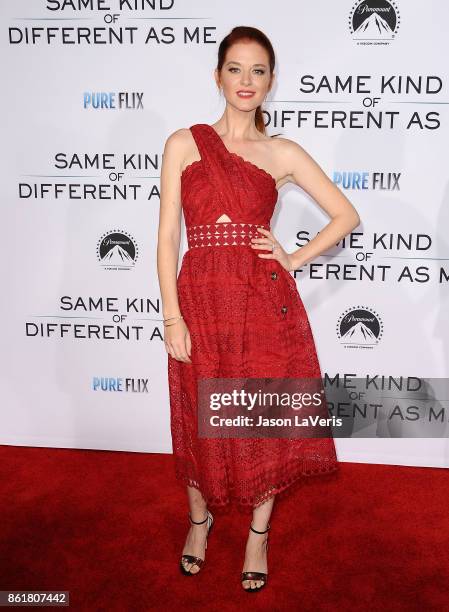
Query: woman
157,26,360,592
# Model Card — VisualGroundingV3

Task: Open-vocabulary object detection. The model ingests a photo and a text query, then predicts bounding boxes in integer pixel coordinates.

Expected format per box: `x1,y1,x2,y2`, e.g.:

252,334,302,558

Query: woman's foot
180,510,211,574
241,524,269,590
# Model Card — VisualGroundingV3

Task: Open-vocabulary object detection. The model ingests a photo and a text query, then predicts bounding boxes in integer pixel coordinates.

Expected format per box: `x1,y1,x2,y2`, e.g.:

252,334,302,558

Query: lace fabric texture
167,124,339,513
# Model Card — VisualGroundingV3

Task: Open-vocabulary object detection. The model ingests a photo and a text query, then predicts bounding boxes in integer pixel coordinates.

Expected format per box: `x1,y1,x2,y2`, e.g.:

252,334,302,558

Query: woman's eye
228,67,265,75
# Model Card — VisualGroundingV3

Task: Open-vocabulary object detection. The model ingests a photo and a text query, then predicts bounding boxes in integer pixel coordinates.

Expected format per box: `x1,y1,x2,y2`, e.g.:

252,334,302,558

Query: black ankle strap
250,522,270,534
189,511,209,525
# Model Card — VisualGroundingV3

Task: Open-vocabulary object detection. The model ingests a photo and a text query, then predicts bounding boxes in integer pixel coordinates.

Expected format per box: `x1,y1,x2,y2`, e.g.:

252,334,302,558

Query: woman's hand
164,317,192,363
250,227,296,272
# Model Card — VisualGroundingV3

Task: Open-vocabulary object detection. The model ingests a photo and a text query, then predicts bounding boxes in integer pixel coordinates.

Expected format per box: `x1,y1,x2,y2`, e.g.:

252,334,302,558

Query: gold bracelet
163,315,184,327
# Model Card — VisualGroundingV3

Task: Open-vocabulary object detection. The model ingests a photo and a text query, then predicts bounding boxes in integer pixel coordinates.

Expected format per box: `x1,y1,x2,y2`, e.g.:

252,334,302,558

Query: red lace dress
167,123,339,514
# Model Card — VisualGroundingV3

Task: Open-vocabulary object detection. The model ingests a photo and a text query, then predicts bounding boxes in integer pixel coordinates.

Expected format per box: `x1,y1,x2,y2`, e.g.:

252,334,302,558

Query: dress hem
172,461,340,515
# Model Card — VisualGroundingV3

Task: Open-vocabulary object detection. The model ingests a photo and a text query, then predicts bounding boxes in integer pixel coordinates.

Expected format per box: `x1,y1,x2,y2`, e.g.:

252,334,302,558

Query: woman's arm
157,130,183,320
156,129,192,362
281,139,361,271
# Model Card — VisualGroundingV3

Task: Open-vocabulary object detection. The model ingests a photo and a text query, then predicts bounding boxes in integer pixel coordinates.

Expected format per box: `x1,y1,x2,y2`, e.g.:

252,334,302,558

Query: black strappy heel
180,510,214,576
241,523,270,592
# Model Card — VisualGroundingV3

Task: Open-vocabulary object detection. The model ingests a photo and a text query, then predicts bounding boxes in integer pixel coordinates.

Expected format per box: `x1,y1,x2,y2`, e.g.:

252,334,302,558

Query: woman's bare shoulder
162,127,197,176
268,134,317,187
164,127,193,150
270,133,307,154
271,134,315,168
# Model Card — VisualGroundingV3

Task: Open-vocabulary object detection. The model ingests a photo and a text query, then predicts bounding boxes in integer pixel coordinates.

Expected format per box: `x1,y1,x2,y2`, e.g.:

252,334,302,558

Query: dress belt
186,221,270,249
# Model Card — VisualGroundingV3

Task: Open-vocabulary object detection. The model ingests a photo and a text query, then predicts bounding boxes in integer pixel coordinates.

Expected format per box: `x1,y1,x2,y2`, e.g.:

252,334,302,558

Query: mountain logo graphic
355,13,393,36
336,306,383,347
96,230,139,270
349,0,400,43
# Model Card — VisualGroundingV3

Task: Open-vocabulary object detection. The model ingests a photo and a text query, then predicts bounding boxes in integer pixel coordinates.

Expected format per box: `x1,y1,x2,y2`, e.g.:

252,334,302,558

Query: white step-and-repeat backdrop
1,1,448,468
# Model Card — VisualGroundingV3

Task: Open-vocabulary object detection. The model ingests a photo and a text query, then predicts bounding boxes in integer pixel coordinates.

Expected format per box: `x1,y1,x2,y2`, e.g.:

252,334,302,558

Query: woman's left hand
251,227,295,272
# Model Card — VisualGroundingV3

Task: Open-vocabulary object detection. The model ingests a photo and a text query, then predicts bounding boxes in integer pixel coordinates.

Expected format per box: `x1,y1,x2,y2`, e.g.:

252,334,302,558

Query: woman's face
216,41,273,112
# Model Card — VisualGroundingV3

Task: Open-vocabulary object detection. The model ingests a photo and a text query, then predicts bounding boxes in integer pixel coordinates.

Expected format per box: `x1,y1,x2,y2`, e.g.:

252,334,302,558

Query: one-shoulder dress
167,123,339,513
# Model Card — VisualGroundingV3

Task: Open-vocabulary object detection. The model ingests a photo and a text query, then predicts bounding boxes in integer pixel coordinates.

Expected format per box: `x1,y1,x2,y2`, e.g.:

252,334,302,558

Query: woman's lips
236,91,255,98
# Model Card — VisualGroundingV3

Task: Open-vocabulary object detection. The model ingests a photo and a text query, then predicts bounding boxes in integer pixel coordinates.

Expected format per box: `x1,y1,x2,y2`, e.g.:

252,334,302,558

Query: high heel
180,509,214,576
241,523,270,592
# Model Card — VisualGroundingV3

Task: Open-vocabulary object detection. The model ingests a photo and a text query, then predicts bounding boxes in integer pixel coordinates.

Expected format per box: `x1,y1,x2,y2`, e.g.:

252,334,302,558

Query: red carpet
0,445,447,611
